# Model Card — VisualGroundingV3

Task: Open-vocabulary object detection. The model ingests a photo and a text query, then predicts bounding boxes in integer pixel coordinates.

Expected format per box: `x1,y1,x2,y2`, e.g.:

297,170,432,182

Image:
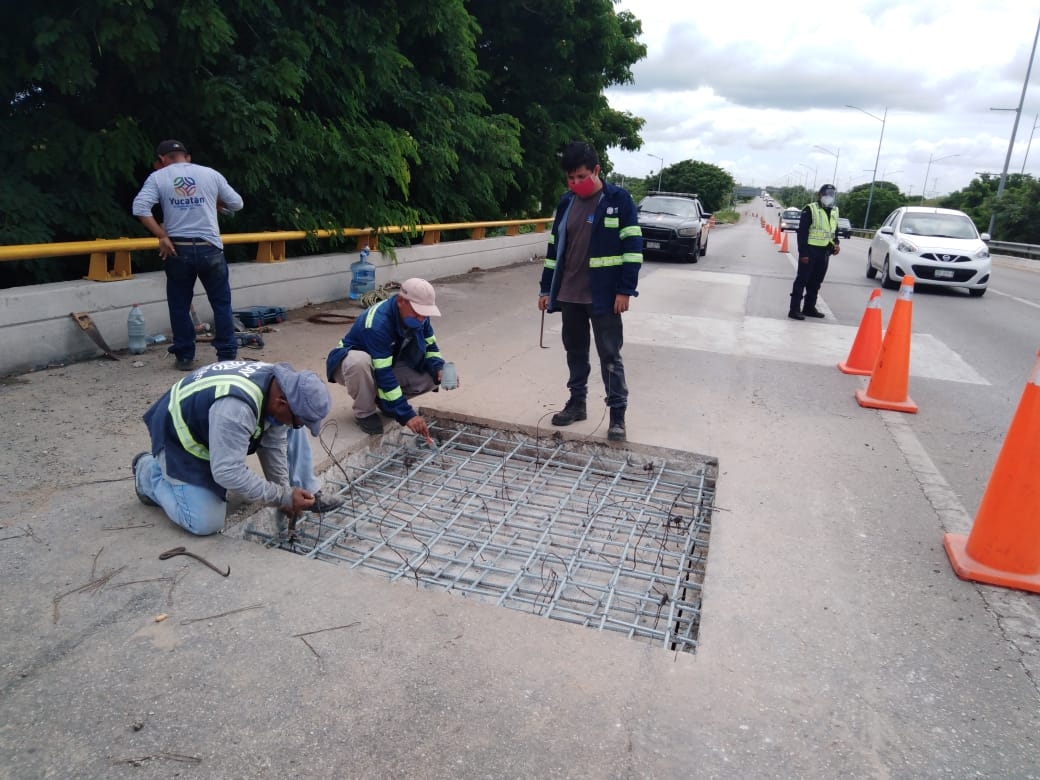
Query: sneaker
310,491,345,513
175,357,195,371
787,311,806,321
356,414,384,435
802,308,826,318
131,452,159,506
607,408,626,442
551,399,587,426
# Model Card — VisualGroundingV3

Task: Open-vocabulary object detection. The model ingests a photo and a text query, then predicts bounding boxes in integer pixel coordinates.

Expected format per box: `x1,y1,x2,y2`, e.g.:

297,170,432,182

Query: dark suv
637,191,712,263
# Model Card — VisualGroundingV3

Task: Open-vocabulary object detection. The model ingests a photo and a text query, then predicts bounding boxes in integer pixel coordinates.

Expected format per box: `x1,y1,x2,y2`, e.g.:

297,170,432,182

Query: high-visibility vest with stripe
143,361,274,497
807,202,838,246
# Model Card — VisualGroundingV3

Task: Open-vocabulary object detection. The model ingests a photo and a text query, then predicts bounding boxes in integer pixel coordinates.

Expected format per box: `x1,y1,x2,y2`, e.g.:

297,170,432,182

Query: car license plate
646,240,661,249
934,269,955,279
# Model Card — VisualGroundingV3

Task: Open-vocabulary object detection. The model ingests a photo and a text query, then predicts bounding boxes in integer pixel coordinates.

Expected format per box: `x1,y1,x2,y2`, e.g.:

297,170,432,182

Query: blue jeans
559,302,628,408
135,431,319,536
165,240,237,360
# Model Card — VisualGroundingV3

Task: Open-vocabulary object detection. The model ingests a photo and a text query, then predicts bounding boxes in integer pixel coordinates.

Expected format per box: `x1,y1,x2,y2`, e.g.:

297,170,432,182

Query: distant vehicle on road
866,206,990,297
779,208,801,232
637,191,711,263
837,217,853,239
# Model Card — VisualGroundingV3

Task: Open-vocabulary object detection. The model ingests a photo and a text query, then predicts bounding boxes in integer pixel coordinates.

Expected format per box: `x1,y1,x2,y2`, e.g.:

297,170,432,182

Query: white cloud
606,0,1040,197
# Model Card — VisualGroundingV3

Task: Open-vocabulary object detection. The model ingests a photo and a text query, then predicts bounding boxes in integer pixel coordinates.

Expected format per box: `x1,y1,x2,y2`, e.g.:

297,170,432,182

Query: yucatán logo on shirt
169,176,207,207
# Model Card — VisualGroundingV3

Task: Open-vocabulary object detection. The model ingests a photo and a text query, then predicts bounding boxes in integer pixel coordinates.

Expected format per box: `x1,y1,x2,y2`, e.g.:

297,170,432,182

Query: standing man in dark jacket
538,141,643,442
789,183,841,320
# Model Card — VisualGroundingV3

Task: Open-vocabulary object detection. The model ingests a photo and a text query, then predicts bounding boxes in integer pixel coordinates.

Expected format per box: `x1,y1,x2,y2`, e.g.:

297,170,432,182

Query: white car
866,207,990,297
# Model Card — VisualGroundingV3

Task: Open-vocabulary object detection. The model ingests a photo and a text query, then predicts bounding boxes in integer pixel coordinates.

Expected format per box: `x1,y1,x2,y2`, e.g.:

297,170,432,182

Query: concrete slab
1,223,1038,778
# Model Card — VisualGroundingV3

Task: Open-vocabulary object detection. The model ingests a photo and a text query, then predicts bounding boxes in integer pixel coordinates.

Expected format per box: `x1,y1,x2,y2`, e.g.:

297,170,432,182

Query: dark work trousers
165,240,237,361
790,247,831,313
559,302,628,409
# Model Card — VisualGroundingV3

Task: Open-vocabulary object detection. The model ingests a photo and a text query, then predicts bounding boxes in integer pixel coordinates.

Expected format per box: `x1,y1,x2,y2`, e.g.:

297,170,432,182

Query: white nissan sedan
866,207,991,297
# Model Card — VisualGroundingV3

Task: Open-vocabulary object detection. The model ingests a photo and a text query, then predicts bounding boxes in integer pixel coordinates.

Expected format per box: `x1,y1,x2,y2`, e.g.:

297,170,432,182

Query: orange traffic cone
838,289,883,375
773,226,782,245
778,231,789,253
943,348,1040,593
855,276,918,413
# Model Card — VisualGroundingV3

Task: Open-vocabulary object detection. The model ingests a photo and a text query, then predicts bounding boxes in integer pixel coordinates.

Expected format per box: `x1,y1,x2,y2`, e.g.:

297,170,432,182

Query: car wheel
684,234,700,264
865,250,877,279
968,287,987,298
700,234,708,258
881,257,899,290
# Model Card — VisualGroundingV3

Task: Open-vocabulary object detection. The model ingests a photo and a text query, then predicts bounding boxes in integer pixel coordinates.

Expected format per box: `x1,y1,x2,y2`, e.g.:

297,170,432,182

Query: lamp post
647,153,664,192
797,162,817,193
989,14,1040,236
813,145,840,187
846,104,888,229
920,153,959,201
1021,112,1040,174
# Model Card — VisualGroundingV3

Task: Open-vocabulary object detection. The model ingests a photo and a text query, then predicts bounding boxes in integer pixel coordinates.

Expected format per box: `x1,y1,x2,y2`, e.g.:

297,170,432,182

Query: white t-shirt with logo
132,162,243,248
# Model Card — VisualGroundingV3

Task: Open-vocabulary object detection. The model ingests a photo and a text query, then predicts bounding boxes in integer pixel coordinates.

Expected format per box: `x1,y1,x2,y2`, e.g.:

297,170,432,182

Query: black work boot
788,310,805,320
551,398,587,426
607,407,626,442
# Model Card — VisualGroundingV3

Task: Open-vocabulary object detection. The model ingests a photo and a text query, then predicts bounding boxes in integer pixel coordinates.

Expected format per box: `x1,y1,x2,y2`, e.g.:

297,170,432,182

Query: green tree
468,0,647,215
839,181,903,230
0,1,522,275
652,160,734,213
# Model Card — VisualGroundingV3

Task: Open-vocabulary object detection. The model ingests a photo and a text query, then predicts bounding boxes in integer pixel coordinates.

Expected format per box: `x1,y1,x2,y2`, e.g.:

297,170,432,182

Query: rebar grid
264,421,716,653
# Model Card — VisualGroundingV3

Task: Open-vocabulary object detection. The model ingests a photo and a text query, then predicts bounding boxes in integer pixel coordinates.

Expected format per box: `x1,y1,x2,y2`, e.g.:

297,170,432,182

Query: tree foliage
467,0,646,214
1,0,647,286
838,181,904,230
643,160,735,214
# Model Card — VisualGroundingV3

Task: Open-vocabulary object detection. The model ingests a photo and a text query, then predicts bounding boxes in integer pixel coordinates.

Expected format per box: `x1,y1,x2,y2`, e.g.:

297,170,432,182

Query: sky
604,1,1040,197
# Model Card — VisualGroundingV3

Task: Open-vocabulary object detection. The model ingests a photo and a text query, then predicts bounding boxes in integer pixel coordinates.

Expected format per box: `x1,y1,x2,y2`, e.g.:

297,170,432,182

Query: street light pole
989,13,1040,236
812,145,840,187
1022,112,1040,174
647,153,664,192
847,104,888,229
920,153,959,202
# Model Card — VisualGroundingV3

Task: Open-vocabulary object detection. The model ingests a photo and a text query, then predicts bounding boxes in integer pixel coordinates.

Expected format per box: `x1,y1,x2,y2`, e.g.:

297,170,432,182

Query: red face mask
568,175,600,199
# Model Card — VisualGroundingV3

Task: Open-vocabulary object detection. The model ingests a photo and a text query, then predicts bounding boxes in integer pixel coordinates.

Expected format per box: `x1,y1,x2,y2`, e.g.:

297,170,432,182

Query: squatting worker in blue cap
132,361,342,535
326,278,448,439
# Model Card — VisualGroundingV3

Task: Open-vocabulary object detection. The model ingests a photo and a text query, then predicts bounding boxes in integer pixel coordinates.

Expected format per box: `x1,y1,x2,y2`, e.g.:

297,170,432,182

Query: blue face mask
403,316,423,330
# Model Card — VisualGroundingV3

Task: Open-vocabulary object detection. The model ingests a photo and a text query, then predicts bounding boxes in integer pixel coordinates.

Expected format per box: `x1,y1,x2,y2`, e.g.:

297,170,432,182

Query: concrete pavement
1,218,1038,779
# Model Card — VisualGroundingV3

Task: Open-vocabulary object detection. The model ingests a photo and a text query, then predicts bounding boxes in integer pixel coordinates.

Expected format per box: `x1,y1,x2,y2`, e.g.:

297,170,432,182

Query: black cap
818,183,836,195
156,139,188,157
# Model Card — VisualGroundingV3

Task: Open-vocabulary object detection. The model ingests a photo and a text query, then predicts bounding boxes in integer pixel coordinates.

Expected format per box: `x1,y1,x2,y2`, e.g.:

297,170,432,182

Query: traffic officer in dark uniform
789,183,841,320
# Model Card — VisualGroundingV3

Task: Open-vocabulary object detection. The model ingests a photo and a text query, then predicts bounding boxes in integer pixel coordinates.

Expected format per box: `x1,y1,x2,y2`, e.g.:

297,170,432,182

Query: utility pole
989,14,1040,236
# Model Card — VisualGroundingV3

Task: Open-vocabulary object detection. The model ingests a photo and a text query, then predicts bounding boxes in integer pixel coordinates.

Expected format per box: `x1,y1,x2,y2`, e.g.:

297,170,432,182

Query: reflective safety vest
807,202,838,246
143,361,275,497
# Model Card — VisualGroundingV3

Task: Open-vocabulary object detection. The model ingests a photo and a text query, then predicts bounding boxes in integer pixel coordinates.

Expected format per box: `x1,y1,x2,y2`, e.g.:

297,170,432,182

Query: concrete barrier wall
0,232,547,377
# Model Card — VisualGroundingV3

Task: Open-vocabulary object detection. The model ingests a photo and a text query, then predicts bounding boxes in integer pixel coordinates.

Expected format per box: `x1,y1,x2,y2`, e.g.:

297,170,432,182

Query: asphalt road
717,201,1040,526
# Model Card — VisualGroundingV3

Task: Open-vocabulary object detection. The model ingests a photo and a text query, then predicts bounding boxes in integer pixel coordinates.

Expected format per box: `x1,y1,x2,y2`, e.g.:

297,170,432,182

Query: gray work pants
334,350,436,419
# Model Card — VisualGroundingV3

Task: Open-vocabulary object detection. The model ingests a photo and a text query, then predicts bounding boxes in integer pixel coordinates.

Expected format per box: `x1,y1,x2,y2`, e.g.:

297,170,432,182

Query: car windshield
838,218,851,226
640,198,699,217
899,213,977,239
783,210,800,219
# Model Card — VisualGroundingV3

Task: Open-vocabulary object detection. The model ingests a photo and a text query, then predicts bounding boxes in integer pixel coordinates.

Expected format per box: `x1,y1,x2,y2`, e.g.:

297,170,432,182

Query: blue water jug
349,246,375,300
127,304,146,354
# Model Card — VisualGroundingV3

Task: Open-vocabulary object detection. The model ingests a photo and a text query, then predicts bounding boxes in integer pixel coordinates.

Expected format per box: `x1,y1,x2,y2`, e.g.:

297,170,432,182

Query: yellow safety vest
807,203,838,246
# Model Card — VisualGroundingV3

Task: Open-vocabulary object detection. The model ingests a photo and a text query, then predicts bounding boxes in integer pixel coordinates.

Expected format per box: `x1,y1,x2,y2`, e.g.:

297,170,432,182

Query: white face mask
820,195,835,208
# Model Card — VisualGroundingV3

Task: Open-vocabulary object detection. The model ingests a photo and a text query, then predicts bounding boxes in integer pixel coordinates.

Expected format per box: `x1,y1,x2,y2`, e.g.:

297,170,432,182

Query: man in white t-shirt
132,140,244,370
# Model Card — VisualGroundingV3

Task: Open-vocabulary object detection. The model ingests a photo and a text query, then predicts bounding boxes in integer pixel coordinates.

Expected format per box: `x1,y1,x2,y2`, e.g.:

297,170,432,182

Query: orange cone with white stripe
839,289,883,375
855,276,918,413
773,225,782,245
944,348,1040,593
779,231,789,253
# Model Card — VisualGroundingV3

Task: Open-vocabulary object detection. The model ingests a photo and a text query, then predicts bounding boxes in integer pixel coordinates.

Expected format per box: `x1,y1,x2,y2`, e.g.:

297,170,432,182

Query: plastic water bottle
441,361,458,390
127,304,146,354
349,246,375,300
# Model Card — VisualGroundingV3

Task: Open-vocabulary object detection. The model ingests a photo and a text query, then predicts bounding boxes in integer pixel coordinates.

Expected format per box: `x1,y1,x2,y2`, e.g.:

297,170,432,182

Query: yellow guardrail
0,218,553,281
